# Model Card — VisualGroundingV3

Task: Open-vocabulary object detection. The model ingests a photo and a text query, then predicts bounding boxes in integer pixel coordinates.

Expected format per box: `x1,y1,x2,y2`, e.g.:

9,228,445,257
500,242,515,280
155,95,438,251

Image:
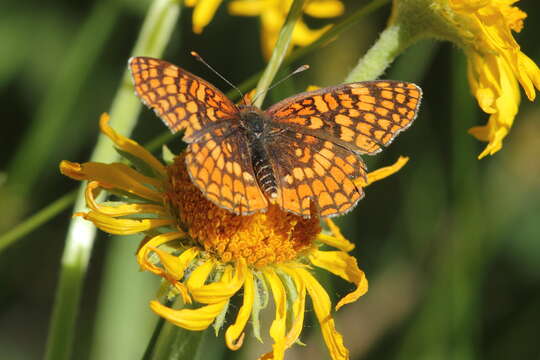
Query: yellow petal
280,266,307,347
150,300,228,331
142,244,198,305
463,5,540,101
148,246,197,281
355,156,409,187
225,270,254,350
99,113,166,178
297,268,349,360
189,259,247,304
260,9,284,60
469,126,508,159
84,181,168,217
467,54,520,158
60,161,163,203
136,232,188,274
466,52,501,114
518,52,540,101
308,249,368,310
75,211,174,235
258,266,308,360
292,21,331,47
186,258,215,290
263,268,287,360
317,218,354,252
192,0,224,34
304,0,344,18
228,0,266,16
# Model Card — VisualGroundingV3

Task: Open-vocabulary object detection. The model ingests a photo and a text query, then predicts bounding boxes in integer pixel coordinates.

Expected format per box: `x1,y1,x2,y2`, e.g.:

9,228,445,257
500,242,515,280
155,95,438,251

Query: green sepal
212,299,230,336
162,144,176,165
251,270,269,342
115,147,163,180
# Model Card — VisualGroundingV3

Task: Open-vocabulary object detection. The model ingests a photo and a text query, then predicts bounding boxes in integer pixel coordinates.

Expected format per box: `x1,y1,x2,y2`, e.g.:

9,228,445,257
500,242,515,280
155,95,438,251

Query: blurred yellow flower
185,0,223,34
450,0,540,158
60,114,407,360
186,0,344,59
392,0,540,158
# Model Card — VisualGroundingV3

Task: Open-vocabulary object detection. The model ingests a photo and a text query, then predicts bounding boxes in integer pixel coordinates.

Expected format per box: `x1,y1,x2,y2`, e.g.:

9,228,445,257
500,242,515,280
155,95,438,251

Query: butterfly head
238,106,270,135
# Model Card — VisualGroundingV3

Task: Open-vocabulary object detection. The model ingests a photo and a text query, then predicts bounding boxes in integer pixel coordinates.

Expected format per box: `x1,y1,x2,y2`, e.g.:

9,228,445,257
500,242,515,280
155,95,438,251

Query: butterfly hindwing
266,129,366,217
185,124,268,215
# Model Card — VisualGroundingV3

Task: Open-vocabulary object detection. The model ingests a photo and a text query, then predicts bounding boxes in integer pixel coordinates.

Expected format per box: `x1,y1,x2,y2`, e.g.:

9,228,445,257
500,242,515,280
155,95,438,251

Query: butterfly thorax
238,106,279,200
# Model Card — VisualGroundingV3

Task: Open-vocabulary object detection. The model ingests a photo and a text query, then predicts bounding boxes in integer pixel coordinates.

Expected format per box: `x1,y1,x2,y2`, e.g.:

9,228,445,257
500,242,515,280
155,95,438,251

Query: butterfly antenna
191,51,243,100
251,65,310,106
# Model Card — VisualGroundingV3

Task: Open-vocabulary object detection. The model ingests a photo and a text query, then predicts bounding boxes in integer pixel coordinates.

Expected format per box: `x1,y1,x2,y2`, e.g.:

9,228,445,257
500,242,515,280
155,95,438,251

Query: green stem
344,24,418,82
0,132,175,252
44,1,181,360
0,0,391,253
446,48,484,360
396,48,485,360
141,317,166,360
144,297,205,360
253,0,307,108
0,190,77,252
283,0,390,74
148,323,206,360
6,0,119,196
88,235,159,360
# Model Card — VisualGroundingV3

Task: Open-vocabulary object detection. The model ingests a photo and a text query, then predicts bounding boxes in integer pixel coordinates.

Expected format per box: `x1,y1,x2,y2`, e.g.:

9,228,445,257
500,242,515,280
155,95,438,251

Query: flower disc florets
165,153,321,268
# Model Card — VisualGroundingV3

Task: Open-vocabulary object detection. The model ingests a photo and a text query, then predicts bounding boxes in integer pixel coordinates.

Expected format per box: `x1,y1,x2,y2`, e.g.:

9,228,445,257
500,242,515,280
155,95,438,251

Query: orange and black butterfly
129,57,422,218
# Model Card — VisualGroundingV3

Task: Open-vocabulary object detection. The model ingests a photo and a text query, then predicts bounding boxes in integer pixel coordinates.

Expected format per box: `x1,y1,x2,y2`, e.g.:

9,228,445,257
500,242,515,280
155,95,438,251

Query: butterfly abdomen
238,107,279,200
250,140,278,200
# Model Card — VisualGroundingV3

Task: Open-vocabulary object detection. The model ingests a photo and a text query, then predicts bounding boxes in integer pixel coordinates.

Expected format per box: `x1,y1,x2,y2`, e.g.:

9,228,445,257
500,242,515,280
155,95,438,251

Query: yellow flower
185,0,224,34
450,0,540,158
60,113,408,360
391,0,540,158
186,0,344,60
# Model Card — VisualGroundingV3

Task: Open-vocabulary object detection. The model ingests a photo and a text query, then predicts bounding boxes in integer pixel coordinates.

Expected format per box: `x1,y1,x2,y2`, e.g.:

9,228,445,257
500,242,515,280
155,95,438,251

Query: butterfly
129,56,422,218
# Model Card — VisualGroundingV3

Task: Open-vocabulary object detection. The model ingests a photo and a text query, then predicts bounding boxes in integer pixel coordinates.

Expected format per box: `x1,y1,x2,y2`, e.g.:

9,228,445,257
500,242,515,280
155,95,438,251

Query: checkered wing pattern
267,129,367,217
185,125,268,215
129,57,238,142
267,81,422,155
265,80,421,217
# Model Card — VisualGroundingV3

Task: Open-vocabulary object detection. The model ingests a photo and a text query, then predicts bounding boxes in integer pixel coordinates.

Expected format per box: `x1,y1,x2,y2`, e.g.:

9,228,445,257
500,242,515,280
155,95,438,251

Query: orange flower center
165,153,321,268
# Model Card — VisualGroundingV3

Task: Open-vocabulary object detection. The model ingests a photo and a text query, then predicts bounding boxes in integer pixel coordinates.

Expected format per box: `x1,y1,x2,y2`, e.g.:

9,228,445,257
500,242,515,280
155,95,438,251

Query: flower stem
141,317,167,360
396,48,487,360
344,24,418,82
44,1,181,360
282,0,391,73
0,190,77,252
147,320,206,360
5,0,119,197
253,0,307,108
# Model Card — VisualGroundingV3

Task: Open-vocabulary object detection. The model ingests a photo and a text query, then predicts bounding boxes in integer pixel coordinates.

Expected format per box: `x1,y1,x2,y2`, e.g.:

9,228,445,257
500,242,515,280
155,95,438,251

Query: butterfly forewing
267,81,422,155
129,56,238,142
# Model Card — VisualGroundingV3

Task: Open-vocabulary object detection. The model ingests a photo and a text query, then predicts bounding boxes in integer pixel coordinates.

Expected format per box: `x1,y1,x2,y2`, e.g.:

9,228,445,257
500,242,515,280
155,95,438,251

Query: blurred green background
1,0,539,359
